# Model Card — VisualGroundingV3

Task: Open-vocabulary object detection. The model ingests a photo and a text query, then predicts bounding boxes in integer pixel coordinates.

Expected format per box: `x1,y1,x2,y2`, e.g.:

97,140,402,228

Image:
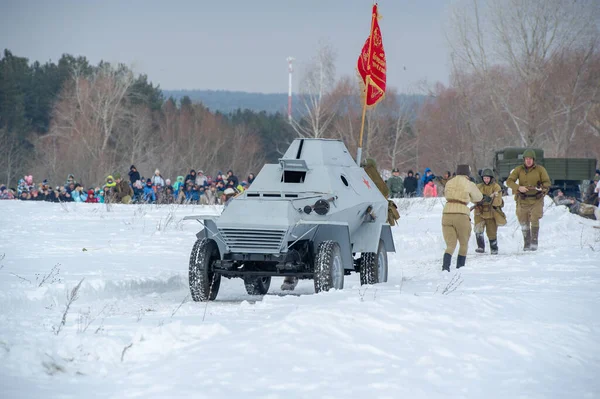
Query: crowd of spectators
0,165,256,205
3,165,599,209
385,167,455,198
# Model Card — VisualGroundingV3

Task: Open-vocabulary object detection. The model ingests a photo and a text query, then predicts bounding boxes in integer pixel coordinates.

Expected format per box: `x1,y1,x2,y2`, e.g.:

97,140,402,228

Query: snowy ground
0,197,599,399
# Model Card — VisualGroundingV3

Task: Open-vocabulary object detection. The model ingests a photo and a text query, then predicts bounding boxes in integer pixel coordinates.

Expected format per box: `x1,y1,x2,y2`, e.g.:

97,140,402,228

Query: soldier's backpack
387,200,400,226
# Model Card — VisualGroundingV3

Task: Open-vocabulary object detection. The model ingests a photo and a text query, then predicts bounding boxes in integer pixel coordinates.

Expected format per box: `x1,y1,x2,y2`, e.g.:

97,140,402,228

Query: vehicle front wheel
189,239,221,301
314,240,344,293
360,239,388,285
244,276,271,295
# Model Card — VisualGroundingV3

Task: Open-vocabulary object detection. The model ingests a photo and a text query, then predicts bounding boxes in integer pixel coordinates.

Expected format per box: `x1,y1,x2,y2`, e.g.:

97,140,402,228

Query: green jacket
386,176,404,196
506,164,551,205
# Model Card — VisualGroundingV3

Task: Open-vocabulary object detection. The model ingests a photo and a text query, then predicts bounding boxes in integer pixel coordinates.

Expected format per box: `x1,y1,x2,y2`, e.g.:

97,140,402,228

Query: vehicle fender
379,224,395,253
195,219,228,259
312,223,353,270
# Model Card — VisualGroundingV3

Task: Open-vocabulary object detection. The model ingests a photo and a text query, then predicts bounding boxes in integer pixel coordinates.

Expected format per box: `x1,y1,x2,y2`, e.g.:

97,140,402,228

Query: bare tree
382,88,420,170
587,102,600,137
39,63,135,185
292,41,339,138
116,105,157,172
0,127,27,187
542,49,600,156
330,76,361,154
448,0,600,148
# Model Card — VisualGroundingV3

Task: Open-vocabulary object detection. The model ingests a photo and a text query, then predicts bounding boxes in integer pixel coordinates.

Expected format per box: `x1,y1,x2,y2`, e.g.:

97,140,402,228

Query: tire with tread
244,276,271,295
360,239,388,285
189,238,221,301
314,240,344,293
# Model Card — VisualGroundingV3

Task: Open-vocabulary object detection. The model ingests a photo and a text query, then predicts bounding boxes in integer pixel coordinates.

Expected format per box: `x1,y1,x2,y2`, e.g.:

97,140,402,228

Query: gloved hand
482,194,492,203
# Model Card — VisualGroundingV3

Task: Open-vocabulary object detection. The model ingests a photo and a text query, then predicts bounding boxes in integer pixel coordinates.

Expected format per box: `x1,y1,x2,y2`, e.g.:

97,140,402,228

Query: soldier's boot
521,224,531,251
442,253,451,272
490,239,498,255
280,276,298,291
475,233,485,253
456,255,467,269
530,226,539,251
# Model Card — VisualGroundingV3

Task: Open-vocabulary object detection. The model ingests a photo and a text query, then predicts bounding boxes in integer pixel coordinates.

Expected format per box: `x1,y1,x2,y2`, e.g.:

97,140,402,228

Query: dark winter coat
185,171,196,185
59,192,73,202
404,176,418,196
227,174,239,187
129,169,141,183
45,191,58,202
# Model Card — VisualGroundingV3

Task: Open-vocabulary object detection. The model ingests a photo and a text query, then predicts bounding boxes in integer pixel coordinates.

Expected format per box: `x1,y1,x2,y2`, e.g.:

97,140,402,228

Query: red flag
357,4,387,107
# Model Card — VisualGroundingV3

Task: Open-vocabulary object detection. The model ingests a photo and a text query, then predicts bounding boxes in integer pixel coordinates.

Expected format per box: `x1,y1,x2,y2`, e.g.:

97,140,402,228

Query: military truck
184,138,395,301
493,147,597,199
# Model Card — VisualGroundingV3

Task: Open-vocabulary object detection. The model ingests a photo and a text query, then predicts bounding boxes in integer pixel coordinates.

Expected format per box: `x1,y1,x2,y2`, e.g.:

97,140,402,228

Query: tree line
1,0,598,189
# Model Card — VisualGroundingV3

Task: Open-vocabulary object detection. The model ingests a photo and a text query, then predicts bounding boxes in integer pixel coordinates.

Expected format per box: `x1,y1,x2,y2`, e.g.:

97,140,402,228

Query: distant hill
162,90,291,115
162,89,426,116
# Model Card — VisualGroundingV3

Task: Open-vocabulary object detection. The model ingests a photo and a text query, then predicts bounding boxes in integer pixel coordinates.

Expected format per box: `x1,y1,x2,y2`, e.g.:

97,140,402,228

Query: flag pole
356,76,370,166
356,6,377,166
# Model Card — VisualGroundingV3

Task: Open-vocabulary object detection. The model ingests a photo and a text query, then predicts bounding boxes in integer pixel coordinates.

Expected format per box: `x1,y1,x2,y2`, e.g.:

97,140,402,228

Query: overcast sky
0,0,453,93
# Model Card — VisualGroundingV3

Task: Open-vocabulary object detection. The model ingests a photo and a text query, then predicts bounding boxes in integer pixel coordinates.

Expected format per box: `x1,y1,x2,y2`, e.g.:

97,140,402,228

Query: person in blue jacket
71,184,88,202
418,168,436,196
143,179,156,203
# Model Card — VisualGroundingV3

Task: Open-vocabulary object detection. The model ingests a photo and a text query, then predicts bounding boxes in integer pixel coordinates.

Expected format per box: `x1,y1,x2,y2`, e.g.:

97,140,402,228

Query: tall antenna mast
286,56,294,122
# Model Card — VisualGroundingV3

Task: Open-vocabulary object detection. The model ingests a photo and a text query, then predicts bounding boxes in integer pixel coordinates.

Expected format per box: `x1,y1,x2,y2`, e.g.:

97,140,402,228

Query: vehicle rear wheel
360,239,388,285
244,276,271,295
189,238,221,301
314,240,344,293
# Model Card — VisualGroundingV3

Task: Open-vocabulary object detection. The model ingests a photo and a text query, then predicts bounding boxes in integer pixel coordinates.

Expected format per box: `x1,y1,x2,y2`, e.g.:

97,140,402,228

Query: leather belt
447,199,468,205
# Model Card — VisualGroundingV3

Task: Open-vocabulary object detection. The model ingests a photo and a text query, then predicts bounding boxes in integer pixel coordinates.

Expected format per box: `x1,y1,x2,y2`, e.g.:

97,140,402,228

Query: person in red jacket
423,180,438,197
85,189,98,203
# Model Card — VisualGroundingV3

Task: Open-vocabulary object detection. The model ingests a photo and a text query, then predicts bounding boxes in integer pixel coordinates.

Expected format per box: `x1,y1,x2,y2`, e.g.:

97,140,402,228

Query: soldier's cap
482,168,494,178
522,149,536,160
392,168,400,173
456,164,471,176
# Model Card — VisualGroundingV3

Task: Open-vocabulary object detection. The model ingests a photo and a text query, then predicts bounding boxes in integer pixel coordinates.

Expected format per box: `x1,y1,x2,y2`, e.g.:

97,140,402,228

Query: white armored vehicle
185,138,395,300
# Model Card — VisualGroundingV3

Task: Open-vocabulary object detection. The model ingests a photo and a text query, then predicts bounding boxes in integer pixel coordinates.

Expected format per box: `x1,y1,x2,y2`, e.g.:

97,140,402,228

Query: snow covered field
0,197,599,399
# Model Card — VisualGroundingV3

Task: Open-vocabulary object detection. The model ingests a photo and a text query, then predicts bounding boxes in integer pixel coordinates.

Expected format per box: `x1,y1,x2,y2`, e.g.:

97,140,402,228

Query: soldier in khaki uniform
442,164,483,271
362,158,400,226
113,173,133,204
506,149,551,251
474,169,503,254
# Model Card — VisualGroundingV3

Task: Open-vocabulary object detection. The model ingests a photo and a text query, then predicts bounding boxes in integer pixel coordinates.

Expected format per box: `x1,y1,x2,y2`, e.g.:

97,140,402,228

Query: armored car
185,138,395,300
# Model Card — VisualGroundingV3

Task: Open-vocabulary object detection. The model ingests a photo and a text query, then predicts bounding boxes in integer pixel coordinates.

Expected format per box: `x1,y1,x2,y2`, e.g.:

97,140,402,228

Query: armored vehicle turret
185,138,395,301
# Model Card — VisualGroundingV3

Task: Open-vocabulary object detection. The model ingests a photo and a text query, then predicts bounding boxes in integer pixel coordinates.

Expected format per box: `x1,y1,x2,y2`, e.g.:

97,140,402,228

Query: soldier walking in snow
473,169,504,254
506,150,551,251
441,164,483,271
